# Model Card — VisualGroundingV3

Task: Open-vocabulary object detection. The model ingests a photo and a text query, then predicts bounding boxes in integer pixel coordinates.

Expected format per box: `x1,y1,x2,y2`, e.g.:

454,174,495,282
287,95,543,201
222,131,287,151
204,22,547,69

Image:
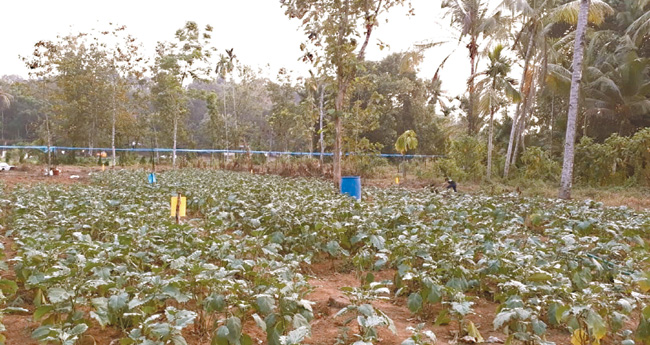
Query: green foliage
449,135,486,181
395,130,418,155
519,147,560,182
575,128,650,186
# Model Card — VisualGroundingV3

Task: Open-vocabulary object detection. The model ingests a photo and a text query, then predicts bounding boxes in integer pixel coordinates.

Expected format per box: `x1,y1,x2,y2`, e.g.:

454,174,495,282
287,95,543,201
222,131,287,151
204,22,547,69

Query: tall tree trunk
549,96,554,153
333,88,344,187
319,84,325,170
559,0,590,199
331,0,376,187
232,83,237,138
45,112,52,172
173,107,178,168
467,36,478,135
504,35,535,177
487,104,495,181
511,81,535,167
223,88,229,153
111,85,116,168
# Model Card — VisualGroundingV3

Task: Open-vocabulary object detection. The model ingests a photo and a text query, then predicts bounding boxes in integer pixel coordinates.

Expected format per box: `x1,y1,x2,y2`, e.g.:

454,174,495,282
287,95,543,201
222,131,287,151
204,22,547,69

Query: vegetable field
1,170,650,345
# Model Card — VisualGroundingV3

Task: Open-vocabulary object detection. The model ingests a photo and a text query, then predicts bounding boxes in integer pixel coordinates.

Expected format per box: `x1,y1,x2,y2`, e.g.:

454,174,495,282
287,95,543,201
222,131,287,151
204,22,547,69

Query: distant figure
444,178,457,192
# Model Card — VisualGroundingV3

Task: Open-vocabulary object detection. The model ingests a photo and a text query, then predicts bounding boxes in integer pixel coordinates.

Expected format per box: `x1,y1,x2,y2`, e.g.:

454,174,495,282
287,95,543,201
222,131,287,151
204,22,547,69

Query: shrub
519,147,560,182
449,136,485,181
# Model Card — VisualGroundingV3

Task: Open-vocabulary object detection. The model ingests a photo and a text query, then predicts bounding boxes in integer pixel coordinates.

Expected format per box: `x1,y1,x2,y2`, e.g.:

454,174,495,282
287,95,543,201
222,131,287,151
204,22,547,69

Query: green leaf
171,334,188,345
586,310,607,340
358,304,374,317
493,310,516,330
226,316,242,343
434,309,451,325
528,272,552,282
33,305,54,321
213,326,229,345
407,293,423,313
48,287,72,304
241,334,253,345
0,279,18,295
532,318,547,335
369,235,385,250
31,325,52,340
253,313,267,332
282,326,310,345
69,323,89,336
256,295,275,315
548,303,569,326
293,314,309,329
427,285,442,304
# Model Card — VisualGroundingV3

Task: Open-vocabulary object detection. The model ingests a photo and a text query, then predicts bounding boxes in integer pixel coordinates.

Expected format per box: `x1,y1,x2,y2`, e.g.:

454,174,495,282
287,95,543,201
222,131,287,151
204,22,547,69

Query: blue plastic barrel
341,176,361,200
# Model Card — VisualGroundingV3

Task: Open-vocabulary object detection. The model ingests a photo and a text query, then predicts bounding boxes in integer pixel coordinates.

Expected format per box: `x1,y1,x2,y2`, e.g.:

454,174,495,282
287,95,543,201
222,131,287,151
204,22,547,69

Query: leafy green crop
1,169,649,344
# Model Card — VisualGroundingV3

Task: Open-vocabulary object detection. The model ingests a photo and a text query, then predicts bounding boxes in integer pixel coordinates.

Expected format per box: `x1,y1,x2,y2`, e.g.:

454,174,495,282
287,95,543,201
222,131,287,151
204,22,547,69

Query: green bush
574,128,650,187
519,147,560,182
449,135,485,181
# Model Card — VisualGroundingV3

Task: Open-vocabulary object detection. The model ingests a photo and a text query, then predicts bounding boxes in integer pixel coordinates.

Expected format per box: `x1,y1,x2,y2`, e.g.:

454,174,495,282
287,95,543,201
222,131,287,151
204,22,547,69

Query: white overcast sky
1,0,482,96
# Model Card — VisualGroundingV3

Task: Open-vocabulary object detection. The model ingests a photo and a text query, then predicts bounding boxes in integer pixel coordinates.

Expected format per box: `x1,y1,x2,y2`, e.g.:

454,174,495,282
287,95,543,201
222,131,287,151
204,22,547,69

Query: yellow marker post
102,163,105,172
395,177,399,184
171,194,186,222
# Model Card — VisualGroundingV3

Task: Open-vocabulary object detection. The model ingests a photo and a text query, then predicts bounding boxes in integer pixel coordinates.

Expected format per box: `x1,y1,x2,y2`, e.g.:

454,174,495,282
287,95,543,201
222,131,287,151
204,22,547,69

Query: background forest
0,0,649,189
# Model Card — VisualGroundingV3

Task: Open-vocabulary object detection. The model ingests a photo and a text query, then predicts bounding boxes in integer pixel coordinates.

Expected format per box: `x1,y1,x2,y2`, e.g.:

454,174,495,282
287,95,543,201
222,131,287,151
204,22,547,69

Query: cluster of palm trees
442,0,649,198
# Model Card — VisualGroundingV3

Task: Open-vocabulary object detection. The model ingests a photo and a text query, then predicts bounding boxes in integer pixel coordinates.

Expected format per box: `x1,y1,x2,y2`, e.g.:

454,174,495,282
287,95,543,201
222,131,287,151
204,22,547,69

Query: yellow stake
395,177,399,184
170,195,187,218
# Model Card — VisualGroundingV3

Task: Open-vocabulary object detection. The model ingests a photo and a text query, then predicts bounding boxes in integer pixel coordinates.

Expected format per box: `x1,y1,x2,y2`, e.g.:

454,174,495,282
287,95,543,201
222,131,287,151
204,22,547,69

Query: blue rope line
0,145,445,159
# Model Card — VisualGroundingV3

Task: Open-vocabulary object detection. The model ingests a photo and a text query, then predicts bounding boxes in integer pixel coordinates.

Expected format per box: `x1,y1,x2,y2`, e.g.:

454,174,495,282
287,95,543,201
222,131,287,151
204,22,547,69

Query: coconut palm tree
442,0,505,136
216,50,236,152
0,88,13,141
476,44,520,181
550,0,614,199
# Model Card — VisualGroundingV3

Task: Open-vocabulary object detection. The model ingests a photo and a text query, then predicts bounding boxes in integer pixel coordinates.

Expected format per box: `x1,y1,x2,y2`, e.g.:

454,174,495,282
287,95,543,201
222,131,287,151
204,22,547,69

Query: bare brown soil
0,165,93,189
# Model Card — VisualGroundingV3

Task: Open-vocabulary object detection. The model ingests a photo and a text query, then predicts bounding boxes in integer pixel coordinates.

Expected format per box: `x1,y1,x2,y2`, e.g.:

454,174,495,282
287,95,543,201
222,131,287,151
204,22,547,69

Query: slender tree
152,22,215,167
476,44,520,181
281,0,411,187
442,0,503,136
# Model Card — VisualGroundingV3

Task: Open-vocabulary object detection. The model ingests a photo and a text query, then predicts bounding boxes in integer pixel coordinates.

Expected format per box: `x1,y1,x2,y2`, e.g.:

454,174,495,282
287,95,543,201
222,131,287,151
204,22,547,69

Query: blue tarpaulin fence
0,145,444,159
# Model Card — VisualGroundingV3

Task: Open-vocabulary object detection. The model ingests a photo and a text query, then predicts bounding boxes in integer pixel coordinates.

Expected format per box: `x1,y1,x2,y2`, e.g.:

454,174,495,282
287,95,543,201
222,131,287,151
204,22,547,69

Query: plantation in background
1,170,650,345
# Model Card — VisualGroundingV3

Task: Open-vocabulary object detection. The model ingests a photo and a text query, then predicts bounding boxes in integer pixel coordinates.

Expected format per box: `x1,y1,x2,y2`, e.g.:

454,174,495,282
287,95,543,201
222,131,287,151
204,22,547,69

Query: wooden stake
176,192,181,224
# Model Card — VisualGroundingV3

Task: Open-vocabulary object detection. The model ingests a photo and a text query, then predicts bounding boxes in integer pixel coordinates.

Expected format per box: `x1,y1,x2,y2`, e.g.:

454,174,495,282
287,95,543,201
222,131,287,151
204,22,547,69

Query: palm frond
0,89,13,110
545,63,572,93
593,76,624,103
640,81,650,96
625,10,650,47
548,0,614,26
630,99,650,115
503,81,521,103
498,0,534,17
414,40,447,51
584,66,605,81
